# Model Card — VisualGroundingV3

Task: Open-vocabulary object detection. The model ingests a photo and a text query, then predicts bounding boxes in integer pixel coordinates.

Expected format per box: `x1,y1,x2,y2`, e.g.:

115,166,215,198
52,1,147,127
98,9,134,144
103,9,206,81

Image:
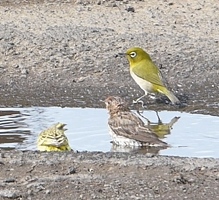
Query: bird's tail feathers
158,87,180,104
152,138,168,147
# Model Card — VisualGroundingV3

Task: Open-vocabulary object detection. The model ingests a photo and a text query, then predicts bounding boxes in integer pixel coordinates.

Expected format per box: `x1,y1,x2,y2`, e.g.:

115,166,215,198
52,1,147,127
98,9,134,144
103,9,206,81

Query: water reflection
111,143,167,154
0,110,31,150
0,107,218,158
137,111,180,138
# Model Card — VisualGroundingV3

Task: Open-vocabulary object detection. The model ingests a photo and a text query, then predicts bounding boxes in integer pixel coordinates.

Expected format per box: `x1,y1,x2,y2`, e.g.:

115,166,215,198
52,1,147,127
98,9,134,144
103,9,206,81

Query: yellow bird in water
125,47,180,104
37,123,72,152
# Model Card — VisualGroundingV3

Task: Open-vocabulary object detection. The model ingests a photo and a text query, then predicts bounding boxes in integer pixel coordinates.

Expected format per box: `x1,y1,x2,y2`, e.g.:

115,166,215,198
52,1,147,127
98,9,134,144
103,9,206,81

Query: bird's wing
38,129,69,147
132,60,165,87
108,111,166,145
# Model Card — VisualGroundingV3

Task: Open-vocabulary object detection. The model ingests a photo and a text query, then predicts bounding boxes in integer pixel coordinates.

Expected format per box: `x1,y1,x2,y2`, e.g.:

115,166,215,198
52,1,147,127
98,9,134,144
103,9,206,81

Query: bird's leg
133,101,143,113
133,94,146,104
133,99,147,110
155,111,162,124
138,100,147,109
133,91,148,104
136,109,151,124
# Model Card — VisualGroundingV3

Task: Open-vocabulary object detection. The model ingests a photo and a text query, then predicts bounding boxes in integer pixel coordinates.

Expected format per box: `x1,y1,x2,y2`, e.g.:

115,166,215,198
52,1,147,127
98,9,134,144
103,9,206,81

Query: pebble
0,189,20,198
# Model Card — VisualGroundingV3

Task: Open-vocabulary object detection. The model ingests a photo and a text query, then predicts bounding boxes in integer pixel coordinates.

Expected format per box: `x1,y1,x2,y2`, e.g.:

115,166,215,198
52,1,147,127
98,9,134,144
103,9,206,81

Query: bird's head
126,47,152,66
104,96,129,114
55,123,67,131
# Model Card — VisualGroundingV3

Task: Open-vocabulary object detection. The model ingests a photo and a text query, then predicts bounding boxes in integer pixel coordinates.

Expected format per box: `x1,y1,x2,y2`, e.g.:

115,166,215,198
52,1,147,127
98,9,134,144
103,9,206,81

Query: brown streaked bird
37,123,72,152
104,96,168,147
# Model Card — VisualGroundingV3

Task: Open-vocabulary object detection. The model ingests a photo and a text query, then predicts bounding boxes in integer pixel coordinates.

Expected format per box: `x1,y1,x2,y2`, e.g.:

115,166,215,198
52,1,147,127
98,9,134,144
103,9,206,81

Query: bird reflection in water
111,143,167,155
137,110,180,139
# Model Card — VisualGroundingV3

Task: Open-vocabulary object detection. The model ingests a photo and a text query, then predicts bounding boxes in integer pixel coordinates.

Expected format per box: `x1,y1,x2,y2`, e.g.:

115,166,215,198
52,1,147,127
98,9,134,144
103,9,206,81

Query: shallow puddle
0,107,218,158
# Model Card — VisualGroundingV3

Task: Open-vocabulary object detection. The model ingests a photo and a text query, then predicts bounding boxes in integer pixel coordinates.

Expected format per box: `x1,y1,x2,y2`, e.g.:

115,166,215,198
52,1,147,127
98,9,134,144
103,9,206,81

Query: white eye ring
130,51,137,58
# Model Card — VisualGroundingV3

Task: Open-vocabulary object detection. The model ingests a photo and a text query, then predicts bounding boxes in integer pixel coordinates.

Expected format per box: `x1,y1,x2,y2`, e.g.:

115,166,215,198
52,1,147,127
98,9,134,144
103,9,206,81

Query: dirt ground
1,151,219,200
0,0,219,199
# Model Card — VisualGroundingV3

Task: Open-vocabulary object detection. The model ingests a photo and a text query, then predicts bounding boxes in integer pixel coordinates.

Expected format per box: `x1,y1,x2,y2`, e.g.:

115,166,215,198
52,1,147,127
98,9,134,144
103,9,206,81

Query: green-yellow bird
126,47,180,104
37,123,72,152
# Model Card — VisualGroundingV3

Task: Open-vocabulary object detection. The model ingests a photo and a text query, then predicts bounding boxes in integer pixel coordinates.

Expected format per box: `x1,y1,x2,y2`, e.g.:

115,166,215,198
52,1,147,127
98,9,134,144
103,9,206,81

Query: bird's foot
138,100,147,109
132,94,146,104
148,94,156,99
132,99,139,104
132,99,147,109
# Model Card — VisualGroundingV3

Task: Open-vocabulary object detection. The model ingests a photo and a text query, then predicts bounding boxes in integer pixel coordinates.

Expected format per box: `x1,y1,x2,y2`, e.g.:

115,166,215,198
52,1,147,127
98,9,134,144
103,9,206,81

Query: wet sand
0,0,219,199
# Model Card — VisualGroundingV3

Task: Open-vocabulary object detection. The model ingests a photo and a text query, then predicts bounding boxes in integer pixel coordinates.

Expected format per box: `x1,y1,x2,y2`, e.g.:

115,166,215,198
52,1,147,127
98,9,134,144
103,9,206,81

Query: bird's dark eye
130,51,137,58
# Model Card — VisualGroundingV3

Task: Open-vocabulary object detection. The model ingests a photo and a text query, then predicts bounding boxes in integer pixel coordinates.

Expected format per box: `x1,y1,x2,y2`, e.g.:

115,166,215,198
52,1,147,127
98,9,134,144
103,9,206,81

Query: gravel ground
0,0,218,114
0,0,219,199
1,151,219,200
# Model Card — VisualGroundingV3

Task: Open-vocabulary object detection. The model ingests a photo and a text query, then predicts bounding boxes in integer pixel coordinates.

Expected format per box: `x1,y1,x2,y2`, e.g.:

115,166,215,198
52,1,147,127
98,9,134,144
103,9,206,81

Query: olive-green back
132,59,165,87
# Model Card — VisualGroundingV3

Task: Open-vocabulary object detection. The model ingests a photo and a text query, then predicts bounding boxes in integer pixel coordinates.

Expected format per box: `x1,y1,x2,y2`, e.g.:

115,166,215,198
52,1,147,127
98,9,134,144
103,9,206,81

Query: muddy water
0,107,218,158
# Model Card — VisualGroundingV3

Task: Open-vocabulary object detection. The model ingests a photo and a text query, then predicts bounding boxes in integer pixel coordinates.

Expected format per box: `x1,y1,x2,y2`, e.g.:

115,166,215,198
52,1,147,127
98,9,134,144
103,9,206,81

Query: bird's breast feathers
109,126,143,146
130,70,153,93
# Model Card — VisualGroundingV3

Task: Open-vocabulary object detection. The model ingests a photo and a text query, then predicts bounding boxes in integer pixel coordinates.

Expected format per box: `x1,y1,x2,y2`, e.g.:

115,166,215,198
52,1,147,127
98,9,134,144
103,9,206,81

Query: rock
0,189,20,198
125,6,135,12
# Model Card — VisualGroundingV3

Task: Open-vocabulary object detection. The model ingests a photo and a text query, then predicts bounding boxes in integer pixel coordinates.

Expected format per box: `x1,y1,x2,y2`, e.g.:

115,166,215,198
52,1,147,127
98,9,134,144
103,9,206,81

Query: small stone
200,167,206,171
45,189,50,194
126,6,135,12
4,178,16,183
21,68,28,75
66,167,76,175
77,77,86,82
88,168,94,173
20,74,27,78
0,63,5,69
97,188,103,193
0,189,20,198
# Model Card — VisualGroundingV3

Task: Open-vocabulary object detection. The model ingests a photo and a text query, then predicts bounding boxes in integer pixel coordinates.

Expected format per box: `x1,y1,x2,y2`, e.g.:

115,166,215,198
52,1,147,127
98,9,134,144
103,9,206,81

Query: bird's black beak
114,52,126,58
100,99,107,105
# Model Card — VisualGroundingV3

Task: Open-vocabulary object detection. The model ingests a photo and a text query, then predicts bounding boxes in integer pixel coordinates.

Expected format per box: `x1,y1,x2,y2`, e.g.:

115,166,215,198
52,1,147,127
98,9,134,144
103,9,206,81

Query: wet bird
125,47,180,104
37,123,72,151
104,96,168,147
